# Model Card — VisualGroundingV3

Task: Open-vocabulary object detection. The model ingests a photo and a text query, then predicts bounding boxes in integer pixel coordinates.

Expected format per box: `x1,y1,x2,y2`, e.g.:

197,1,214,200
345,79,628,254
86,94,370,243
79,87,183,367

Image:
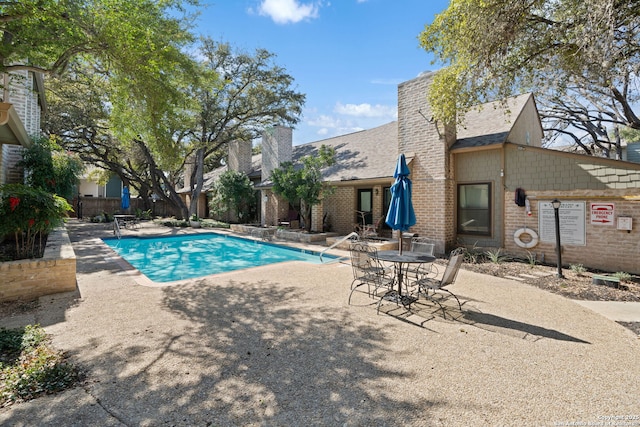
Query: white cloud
334,102,397,119
256,0,321,24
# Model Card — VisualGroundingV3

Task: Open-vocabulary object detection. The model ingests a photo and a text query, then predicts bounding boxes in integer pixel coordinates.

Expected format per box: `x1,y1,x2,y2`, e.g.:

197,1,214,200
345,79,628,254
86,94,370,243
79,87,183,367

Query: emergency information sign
590,203,614,225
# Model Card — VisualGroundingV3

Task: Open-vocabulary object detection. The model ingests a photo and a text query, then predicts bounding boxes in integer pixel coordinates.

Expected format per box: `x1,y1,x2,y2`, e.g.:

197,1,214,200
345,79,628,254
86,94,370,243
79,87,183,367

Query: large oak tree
420,0,640,155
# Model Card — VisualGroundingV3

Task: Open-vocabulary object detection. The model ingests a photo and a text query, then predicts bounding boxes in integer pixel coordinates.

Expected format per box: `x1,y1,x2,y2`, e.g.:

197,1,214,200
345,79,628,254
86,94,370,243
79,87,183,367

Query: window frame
456,182,492,236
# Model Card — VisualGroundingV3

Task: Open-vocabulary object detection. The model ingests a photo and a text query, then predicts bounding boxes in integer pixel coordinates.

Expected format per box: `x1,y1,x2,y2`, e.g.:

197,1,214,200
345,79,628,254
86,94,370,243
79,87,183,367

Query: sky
191,0,450,145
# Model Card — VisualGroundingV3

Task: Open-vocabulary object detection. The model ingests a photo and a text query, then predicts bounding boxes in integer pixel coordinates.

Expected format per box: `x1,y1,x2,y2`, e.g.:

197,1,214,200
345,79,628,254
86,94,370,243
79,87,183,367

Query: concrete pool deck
1,219,639,426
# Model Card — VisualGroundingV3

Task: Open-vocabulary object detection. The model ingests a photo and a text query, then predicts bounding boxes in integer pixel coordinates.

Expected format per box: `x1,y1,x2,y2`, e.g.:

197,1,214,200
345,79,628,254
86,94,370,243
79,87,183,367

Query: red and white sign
590,203,614,225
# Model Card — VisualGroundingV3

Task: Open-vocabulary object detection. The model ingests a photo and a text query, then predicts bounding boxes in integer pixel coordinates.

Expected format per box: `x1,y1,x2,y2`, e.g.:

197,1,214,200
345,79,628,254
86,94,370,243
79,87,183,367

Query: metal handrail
319,231,359,263
113,218,121,239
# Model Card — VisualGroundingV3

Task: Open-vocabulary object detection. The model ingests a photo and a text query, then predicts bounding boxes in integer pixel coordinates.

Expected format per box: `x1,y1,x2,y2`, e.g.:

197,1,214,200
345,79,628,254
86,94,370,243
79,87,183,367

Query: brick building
203,71,640,275
0,70,46,184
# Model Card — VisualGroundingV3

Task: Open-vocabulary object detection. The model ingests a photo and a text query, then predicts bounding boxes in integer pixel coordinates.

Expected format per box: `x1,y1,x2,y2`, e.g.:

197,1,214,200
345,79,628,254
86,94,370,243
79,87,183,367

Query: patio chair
414,248,465,314
406,237,439,281
348,242,394,304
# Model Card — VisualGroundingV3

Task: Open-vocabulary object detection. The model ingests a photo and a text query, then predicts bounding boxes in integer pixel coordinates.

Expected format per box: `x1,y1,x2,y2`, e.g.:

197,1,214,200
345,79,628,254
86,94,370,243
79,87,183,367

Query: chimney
228,140,252,174
261,126,292,180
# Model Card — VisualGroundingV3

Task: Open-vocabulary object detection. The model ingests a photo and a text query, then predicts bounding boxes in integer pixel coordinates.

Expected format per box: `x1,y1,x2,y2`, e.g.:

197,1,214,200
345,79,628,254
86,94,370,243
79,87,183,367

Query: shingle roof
452,93,532,150
291,121,398,182
196,93,532,191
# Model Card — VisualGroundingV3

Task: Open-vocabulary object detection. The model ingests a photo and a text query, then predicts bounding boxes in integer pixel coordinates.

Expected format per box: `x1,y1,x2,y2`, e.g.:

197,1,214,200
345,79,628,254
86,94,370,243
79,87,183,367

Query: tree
179,39,305,220
270,145,336,232
48,39,305,220
419,0,640,154
18,137,83,200
209,170,256,223
0,0,199,76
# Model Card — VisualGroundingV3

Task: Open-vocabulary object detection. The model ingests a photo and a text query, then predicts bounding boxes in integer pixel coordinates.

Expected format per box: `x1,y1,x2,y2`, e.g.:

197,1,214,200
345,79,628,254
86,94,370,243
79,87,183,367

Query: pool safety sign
539,201,586,246
590,203,614,225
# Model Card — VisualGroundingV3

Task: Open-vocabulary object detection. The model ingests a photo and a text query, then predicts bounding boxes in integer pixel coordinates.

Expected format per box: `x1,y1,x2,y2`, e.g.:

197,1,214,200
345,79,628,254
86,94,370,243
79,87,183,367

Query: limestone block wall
0,227,77,302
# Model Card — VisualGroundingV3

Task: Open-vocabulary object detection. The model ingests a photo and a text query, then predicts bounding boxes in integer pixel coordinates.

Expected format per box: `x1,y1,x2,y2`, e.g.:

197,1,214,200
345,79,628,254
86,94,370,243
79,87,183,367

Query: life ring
514,227,539,249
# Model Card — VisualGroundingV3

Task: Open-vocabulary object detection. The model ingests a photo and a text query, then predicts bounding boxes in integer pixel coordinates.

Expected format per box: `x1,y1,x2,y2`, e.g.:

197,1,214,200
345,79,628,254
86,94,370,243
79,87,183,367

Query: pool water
102,233,337,283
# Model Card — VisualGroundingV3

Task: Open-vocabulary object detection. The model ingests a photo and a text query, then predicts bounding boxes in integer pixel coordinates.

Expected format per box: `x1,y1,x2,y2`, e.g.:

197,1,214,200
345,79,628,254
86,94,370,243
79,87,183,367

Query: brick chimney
228,140,252,174
261,126,292,180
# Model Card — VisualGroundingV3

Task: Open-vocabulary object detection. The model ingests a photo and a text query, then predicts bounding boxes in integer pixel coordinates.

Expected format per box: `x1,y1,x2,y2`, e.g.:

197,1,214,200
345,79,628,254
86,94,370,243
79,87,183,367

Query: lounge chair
348,242,394,304
414,248,465,315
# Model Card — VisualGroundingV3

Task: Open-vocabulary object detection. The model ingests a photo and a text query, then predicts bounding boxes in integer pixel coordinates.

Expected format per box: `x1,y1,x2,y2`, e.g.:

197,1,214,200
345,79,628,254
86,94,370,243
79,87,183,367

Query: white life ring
514,227,539,249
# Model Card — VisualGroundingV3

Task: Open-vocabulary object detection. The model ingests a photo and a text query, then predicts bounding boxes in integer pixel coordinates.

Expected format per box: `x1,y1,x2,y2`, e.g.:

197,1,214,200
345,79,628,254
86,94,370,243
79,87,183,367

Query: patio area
1,219,638,426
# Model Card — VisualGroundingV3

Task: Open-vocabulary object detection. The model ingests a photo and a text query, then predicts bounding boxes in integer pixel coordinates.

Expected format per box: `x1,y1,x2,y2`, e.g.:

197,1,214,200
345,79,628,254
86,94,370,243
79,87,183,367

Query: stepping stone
504,275,525,281
519,274,539,279
531,271,554,277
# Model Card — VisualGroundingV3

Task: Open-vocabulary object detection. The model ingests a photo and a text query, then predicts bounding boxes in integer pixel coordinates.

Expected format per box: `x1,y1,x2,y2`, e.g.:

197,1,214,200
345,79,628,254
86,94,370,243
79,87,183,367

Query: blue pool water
102,233,337,283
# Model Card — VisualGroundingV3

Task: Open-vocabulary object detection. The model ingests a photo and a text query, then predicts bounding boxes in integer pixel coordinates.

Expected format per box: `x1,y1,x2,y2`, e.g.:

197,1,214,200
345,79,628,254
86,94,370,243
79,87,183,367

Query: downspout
500,144,506,249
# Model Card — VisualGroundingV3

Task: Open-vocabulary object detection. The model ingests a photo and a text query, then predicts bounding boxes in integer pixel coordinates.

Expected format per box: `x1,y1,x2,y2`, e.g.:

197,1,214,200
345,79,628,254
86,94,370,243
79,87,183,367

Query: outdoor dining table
377,250,436,303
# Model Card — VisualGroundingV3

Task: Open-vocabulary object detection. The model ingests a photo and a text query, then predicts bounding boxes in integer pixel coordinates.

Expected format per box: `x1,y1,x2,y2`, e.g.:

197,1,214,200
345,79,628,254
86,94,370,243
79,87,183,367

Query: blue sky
192,0,449,145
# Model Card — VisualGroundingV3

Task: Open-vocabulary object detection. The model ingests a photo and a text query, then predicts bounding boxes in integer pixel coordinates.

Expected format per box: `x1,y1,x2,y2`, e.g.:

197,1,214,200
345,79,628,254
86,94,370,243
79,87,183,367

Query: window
457,183,491,235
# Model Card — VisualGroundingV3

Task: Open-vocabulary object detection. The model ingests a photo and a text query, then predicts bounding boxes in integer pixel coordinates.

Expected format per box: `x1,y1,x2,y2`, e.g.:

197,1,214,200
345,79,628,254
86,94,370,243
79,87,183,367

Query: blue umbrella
121,187,130,210
385,154,416,254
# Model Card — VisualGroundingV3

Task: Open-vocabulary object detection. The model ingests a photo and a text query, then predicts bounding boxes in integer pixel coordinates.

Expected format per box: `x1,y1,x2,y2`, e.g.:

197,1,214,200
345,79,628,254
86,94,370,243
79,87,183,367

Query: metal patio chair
348,242,394,305
414,248,465,315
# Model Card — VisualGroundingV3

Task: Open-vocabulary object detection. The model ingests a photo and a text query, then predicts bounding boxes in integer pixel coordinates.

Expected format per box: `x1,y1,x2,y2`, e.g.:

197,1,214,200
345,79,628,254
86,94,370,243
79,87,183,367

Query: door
357,189,373,225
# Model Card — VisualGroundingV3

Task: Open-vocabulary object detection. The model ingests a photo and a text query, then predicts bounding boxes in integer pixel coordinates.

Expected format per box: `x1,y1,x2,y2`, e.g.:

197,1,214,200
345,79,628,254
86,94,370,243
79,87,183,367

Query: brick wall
504,190,640,274
500,144,640,274
323,186,356,235
398,72,457,254
0,228,76,302
6,70,41,136
1,144,24,184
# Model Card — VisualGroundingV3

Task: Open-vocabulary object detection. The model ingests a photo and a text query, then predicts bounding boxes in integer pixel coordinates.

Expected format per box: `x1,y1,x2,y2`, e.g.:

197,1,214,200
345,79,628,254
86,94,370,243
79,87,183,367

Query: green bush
0,184,72,259
0,325,80,406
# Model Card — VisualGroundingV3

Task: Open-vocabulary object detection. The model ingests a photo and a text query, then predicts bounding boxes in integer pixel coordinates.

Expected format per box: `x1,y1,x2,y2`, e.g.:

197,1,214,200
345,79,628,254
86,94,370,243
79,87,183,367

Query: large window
457,183,491,235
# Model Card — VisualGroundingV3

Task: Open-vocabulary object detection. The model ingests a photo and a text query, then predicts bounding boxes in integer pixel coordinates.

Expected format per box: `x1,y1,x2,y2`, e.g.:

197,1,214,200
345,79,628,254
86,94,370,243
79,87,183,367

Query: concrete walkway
572,300,640,322
1,220,639,426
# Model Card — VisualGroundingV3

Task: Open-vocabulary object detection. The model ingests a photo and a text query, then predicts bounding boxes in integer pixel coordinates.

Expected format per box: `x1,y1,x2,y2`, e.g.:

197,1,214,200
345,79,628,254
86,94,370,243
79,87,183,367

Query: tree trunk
189,147,205,218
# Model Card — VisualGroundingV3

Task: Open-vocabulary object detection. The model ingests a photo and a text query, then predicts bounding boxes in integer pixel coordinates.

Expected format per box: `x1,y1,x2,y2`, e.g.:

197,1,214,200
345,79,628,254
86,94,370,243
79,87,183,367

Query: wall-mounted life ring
513,227,539,249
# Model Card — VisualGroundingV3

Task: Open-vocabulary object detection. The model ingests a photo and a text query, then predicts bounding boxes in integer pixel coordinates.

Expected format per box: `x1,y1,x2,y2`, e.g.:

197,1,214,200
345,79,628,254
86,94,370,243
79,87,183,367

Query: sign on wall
590,203,615,225
538,201,586,246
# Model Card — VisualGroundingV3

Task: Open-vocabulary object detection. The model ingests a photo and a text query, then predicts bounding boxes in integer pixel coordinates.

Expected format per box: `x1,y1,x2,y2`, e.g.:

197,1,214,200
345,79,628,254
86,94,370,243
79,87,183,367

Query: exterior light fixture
551,199,564,279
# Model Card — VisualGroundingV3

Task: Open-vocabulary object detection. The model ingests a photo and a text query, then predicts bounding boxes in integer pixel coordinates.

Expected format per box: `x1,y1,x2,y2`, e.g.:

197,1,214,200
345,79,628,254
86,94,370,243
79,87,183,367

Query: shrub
485,248,507,264
0,184,72,260
0,325,80,406
570,264,586,275
613,271,631,282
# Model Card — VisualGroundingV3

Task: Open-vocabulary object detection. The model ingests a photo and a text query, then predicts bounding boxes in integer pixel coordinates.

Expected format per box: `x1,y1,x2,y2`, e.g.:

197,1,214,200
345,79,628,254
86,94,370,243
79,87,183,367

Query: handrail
113,218,121,240
319,231,359,263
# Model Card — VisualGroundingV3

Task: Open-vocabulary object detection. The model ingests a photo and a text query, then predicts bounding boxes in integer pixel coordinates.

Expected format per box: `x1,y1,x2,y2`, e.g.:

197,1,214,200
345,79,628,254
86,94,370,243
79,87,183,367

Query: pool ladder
319,231,358,263
113,218,122,239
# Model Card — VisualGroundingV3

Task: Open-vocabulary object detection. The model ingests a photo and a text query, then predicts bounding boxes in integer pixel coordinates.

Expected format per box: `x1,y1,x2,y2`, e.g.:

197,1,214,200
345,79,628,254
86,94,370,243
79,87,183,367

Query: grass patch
0,325,80,406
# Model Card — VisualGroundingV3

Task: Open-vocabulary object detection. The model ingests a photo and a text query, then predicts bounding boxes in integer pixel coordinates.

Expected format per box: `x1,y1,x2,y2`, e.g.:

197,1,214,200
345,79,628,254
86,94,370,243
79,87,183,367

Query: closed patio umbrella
121,187,130,211
385,154,416,254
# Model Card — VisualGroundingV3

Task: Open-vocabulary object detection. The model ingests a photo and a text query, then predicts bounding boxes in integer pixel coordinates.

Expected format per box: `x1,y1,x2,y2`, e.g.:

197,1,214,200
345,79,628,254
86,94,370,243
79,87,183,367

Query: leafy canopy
209,170,256,223
271,145,336,231
420,0,640,133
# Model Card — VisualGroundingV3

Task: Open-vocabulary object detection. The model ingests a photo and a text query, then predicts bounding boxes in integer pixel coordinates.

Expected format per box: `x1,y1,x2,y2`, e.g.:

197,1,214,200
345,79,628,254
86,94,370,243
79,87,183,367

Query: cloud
334,102,397,119
255,0,321,24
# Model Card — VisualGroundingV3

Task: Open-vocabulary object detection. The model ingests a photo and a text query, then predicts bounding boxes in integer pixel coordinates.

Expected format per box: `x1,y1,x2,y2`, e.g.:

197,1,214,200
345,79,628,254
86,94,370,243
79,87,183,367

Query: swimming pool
102,233,338,283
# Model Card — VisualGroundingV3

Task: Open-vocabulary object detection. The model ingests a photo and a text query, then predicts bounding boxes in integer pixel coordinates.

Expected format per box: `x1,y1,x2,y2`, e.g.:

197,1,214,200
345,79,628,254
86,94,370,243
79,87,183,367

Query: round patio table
377,250,435,297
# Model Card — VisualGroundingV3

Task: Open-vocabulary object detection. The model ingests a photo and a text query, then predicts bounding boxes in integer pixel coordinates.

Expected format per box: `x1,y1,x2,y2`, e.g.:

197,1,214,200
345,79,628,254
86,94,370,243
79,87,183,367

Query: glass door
357,189,373,226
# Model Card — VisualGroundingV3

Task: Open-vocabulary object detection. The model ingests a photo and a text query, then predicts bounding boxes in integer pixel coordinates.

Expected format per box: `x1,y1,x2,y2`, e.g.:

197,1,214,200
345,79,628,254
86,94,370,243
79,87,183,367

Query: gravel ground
461,259,640,336
1,221,639,426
